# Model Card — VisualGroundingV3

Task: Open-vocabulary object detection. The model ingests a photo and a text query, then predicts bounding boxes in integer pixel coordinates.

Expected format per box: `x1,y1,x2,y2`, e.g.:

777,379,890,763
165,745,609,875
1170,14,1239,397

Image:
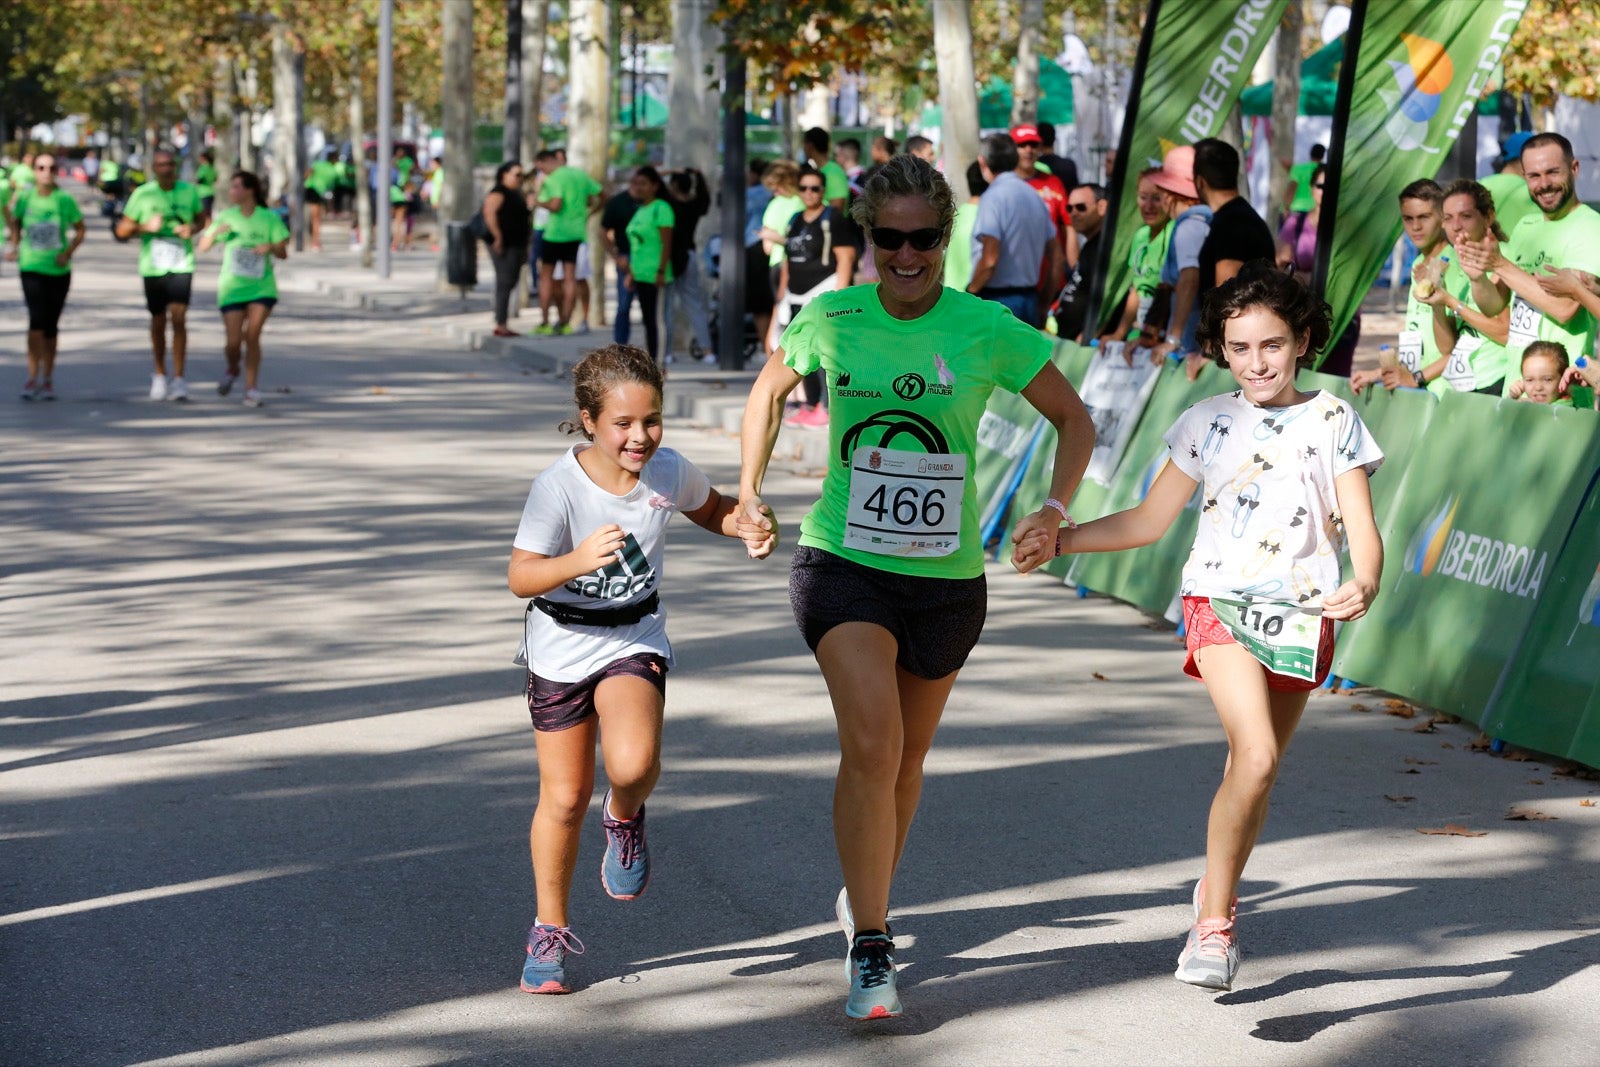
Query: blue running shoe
845,931,902,1020
600,790,650,900
521,923,584,994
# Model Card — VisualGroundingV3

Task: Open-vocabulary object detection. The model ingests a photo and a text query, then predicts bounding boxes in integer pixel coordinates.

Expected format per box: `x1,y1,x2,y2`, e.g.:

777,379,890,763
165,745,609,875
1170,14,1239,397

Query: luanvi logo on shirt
566,532,656,600
825,306,863,318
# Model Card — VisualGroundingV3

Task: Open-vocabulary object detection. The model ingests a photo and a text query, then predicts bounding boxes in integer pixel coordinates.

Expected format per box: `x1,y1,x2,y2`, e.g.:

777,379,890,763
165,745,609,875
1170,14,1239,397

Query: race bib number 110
844,446,966,558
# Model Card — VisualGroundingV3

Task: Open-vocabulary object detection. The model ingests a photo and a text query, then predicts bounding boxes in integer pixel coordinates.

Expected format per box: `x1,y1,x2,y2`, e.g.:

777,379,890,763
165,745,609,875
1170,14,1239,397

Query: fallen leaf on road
1404,758,1438,766
1553,765,1599,780
1411,721,1437,733
370,386,388,395
1092,672,1108,681
1505,808,1557,821
1505,749,1532,762
1580,799,1596,808
1440,742,1455,749
1383,700,1417,718
1528,779,1545,786
1384,795,1415,802
1417,825,1487,837
1349,703,1371,713
1467,735,1493,751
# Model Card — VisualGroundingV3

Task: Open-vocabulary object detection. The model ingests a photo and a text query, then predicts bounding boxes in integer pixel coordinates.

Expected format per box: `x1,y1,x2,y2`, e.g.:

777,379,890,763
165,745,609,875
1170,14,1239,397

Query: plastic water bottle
1572,355,1595,409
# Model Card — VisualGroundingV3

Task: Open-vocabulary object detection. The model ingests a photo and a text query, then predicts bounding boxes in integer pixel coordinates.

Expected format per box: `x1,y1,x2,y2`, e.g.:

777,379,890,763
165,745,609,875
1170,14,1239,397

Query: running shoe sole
519,976,573,995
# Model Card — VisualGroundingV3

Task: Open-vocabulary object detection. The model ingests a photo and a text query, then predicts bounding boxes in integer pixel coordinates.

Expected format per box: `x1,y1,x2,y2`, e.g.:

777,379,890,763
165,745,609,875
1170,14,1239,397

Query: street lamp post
376,0,394,279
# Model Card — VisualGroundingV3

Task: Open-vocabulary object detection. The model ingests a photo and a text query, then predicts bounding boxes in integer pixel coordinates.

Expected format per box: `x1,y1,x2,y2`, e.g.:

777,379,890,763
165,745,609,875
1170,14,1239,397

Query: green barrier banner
1482,461,1600,761
1064,361,1232,616
1099,0,1287,334
974,340,1092,542
1332,394,1600,719
1317,0,1530,355
1345,384,1440,522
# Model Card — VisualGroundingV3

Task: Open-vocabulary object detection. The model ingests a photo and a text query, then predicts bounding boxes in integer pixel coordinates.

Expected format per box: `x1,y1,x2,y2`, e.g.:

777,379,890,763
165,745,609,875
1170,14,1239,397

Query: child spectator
1511,341,1574,406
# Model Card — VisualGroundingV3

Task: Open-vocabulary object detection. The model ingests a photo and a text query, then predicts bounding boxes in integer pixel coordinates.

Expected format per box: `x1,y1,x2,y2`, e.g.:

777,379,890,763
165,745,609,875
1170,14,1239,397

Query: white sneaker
149,374,169,401
570,321,591,335
242,388,264,408
700,352,720,365
1174,918,1240,990
168,376,189,402
835,887,854,945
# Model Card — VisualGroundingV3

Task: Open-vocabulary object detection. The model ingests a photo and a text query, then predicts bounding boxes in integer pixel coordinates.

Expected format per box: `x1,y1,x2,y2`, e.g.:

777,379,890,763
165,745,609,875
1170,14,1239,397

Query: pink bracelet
1044,497,1076,528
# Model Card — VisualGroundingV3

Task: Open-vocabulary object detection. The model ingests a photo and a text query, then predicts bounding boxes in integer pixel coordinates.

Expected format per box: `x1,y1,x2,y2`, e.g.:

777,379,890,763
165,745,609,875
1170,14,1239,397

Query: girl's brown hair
1196,261,1332,367
561,344,664,438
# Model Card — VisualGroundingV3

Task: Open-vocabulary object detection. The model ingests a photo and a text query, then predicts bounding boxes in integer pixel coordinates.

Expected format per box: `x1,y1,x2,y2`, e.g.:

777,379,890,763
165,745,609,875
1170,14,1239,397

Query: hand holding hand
1009,506,1067,575
575,523,628,572
1321,578,1377,621
736,496,778,559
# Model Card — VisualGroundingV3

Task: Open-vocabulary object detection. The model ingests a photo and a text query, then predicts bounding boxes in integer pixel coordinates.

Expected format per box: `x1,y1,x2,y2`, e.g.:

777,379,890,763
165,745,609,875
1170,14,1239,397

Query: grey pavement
2,209,1598,1067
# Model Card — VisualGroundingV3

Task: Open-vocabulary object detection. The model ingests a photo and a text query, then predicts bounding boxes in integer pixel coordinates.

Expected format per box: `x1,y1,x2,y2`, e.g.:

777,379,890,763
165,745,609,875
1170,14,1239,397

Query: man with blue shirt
966,133,1059,325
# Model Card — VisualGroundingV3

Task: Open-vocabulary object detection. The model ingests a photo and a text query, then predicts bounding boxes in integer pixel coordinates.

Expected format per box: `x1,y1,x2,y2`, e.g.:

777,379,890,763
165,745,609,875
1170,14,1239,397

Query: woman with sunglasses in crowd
776,164,858,428
737,154,1095,1021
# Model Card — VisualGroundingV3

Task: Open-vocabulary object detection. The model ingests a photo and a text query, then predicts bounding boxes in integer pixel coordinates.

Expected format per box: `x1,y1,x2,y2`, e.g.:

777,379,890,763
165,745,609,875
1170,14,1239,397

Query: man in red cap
1012,124,1071,255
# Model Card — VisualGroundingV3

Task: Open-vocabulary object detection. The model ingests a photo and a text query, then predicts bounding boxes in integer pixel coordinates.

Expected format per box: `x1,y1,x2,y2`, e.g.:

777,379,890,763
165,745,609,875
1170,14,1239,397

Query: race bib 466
844,446,965,558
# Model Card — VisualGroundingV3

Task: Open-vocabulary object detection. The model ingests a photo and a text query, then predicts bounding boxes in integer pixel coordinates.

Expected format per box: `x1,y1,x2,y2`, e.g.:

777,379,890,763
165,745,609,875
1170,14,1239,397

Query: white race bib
1210,599,1324,682
150,237,186,272
1507,295,1541,352
1397,330,1424,374
25,220,60,252
231,247,266,279
1444,335,1482,392
844,446,966,558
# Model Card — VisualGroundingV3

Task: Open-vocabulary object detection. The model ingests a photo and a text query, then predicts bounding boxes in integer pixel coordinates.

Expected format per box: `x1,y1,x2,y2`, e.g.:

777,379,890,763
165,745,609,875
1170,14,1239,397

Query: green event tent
1240,36,1344,117
923,56,1075,129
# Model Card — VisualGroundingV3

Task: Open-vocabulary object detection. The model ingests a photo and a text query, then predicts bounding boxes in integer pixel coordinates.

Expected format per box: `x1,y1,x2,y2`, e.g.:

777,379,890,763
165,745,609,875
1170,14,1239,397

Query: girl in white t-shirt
508,344,775,994
1013,266,1384,993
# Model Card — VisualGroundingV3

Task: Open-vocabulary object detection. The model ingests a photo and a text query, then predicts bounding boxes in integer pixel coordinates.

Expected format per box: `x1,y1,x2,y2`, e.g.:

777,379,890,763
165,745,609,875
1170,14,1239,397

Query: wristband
1044,498,1074,526
1413,370,1427,388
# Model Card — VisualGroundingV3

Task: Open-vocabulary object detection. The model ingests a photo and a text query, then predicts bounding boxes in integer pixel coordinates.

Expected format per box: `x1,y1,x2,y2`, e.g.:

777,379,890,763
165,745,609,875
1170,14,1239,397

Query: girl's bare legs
1195,641,1310,919
243,303,272,391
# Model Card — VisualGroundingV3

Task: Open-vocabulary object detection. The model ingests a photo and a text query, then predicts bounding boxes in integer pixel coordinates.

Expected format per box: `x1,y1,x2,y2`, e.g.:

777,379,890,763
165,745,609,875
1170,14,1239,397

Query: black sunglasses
798,183,824,192
1313,181,1325,189
1067,203,1094,213
871,226,942,251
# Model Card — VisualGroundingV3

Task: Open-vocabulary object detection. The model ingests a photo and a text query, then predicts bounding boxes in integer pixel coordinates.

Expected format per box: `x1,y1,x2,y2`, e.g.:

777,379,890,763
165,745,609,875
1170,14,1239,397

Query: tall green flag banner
1094,0,1288,336
1331,393,1600,720
1314,0,1530,356
1481,467,1600,765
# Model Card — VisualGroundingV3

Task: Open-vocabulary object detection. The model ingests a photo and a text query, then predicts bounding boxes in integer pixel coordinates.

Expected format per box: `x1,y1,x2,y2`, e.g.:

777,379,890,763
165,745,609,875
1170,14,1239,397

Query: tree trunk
504,0,523,163
439,0,475,289
932,0,979,202
270,23,307,251
211,57,237,190
1268,5,1303,226
666,0,716,175
1012,0,1044,126
349,49,374,267
569,0,610,325
522,0,548,166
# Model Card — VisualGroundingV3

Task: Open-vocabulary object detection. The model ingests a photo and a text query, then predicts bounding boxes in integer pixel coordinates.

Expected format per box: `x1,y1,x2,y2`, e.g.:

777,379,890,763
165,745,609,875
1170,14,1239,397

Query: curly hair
1195,262,1331,368
1440,178,1508,242
561,344,663,438
850,153,956,243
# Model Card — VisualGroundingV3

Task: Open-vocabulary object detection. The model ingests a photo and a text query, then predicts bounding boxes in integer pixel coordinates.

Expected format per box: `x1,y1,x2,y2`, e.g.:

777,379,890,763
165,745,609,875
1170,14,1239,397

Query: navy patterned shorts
526,653,668,732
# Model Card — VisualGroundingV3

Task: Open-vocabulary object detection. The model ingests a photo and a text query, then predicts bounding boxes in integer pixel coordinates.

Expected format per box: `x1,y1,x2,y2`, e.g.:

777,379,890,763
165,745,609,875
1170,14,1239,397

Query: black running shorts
143,272,193,316
788,545,987,680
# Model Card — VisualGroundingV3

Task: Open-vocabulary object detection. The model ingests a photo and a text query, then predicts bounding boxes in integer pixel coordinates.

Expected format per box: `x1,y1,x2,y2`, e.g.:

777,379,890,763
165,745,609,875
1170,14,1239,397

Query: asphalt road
2,231,1597,1067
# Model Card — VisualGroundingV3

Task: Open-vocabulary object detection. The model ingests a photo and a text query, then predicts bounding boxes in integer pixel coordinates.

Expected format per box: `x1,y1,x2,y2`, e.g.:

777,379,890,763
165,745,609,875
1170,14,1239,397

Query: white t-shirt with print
1163,389,1383,606
513,444,711,682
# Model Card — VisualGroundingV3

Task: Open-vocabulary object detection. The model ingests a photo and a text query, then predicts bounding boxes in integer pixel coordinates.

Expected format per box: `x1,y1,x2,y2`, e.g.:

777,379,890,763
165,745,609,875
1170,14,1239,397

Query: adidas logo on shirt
566,532,656,599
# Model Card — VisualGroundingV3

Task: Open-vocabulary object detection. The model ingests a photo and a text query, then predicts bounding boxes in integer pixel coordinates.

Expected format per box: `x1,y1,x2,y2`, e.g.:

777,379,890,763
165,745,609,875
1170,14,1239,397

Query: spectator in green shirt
1285,144,1324,217
803,126,851,213
534,151,603,334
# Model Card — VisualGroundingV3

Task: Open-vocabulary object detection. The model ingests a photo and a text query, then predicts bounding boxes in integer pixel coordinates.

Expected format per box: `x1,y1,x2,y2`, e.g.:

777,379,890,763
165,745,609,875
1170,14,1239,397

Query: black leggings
490,243,528,326
635,281,663,368
20,271,72,338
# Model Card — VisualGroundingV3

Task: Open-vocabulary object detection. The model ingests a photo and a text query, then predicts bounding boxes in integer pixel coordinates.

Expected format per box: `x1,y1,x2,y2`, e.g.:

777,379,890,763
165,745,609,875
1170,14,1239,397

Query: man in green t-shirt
803,127,850,213
1100,166,1173,347
303,149,340,252
1285,144,1324,216
1353,179,1448,394
534,151,602,333
115,149,209,401
1458,132,1600,373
